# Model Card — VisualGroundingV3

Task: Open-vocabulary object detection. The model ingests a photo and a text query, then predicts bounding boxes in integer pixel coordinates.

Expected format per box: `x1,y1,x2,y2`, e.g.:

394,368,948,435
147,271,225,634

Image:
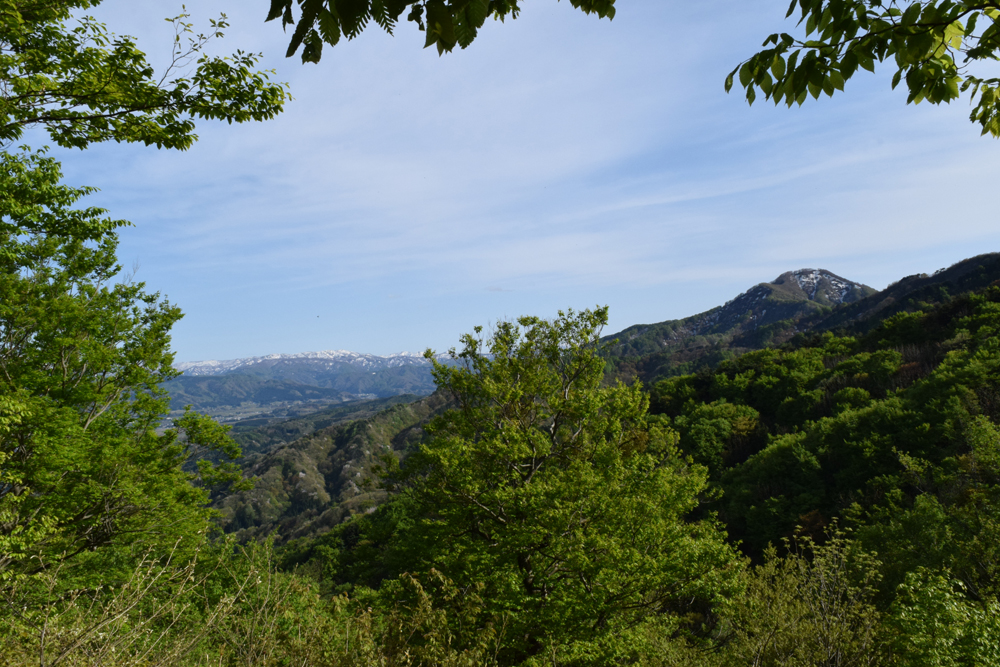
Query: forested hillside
654,287,1000,592
216,392,450,543
259,294,1000,664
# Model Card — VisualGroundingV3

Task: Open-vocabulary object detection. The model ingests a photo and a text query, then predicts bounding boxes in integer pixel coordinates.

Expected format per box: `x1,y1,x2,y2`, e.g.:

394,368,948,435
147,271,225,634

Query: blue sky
47,0,1000,362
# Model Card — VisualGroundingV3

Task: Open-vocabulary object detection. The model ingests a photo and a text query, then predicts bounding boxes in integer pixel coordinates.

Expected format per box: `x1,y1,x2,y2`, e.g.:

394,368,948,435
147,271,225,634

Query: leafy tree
265,0,617,61
369,307,740,663
672,400,761,473
0,0,288,584
1,0,288,150
887,568,1000,666
721,531,886,667
0,150,248,585
729,0,1000,136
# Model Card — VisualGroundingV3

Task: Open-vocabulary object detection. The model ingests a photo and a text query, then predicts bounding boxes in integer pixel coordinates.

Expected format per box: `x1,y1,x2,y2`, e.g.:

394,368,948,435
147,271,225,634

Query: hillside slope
165,374,357,411
215,392,451,543
649,283,1000,596
229,394,422,457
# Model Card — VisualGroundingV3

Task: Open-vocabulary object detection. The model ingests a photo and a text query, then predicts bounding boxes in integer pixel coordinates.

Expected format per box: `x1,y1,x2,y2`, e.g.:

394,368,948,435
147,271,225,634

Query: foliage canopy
730,0,1000,136
0,0,288,150
266,0,616,60
0,149,248,584
307,308,739,663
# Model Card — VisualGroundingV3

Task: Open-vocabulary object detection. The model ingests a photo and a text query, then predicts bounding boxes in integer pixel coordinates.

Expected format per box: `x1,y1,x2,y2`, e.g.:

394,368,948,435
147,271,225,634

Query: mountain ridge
607,268,876,360
604,256,1000,384
176,349,444,375
169,256,1000,426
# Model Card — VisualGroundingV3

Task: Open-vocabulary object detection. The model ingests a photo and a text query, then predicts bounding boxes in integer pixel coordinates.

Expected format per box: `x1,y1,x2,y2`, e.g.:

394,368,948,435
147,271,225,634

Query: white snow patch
176,349,449,375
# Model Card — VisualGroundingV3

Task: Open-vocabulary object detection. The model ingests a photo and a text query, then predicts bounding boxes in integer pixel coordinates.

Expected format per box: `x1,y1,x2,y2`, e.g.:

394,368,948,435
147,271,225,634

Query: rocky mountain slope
215,392,451,543
604,255,1000,384
607,269,875,359
793,252,1000,335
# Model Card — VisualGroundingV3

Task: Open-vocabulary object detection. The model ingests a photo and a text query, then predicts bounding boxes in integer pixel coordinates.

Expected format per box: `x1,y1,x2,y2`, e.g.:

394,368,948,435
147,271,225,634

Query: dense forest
4,1,1000,666
7,260,1000,664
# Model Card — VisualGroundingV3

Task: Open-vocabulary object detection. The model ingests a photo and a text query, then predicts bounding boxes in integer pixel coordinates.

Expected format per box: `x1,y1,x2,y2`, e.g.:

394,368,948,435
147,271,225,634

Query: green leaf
787,49,800,73
772,54,787,79
760,72,774,95
286,3,319,57
266,0,289,22
317,9,342,46
841,50,858,78
966,12,979,36
828,70,845,91
467,0,490,27
901,1,922,26
725,69,737,93
335,0,373,39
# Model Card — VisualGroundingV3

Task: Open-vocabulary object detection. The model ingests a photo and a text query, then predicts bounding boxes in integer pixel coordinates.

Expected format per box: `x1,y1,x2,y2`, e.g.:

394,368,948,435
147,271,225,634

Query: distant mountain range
176,350,437,376
163,350,446,418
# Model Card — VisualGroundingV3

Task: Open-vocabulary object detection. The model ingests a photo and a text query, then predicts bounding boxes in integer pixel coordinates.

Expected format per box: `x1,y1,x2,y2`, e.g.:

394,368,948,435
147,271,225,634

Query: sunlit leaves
268,0,616,60
391,308,739,656
0,2,289,149
732,1,1000,136
0,150,250,581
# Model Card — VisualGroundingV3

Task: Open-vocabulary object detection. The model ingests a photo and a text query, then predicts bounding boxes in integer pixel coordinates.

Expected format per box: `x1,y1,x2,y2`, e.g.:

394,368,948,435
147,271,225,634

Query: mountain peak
605,268,877,360
771,268,865,305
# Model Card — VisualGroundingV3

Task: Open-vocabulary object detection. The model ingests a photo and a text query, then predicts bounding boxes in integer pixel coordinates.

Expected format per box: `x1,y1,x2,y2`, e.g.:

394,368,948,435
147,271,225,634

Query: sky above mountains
44,0,1000,362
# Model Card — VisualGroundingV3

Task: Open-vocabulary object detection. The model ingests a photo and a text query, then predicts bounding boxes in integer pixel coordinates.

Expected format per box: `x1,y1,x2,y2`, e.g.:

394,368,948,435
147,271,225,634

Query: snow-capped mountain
606,268,877,359
176,350,435,376
771,269,866,305
165,349,453,411
676,269,873,339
